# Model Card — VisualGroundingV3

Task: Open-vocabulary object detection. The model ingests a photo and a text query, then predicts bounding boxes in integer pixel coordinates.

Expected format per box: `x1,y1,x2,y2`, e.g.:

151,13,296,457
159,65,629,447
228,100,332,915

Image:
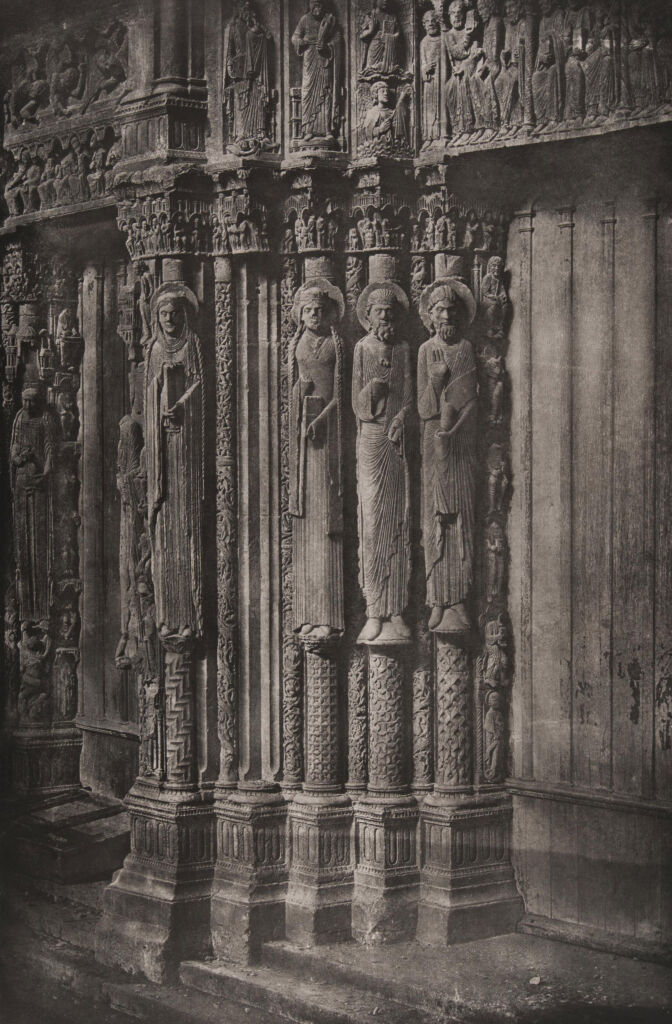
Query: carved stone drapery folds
1,243,83,791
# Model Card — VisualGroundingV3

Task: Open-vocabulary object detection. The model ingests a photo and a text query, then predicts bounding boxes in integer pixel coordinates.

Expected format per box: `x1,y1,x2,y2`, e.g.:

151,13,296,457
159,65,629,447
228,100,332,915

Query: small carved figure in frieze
623,3,660,114
353,282,412,644
11,382,57,624
446,0,481,142
37,330,57,384
423,215,436,251
483,688,506,781
56,307,83,372
480,255,510,340
472,0,504,139
584,1,618,124
420,8,445,147
563,0,592,124
18,622,52,724
4,51,49,127
292,0,344,147
360,80,411,156
487,441,509,514
86,141,107,198
289,279,345,639
146,284,204,639
224,1,273,154
478,614,511,688
463,210,481,249
360,0,404,79
485,519,506,603
37,156,58,209
418,277,478,636
532,0,566,131
48,43,88,118
5,151,31,216
479,342,505,426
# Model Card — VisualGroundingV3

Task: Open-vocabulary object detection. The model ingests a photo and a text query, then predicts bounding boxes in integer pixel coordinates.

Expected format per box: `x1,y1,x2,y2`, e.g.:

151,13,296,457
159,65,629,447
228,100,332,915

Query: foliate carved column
214,258,237,786
412,624,433,795
346,647,368,794
434,640,472,796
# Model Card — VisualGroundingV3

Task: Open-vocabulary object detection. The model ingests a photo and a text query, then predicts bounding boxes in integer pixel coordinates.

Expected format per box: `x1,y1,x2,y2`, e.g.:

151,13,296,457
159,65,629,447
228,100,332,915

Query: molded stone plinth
95,782,215,983
351,795,419,945
210,785,288,963
8,727,82,795
285,792,353,946
416,795,523,946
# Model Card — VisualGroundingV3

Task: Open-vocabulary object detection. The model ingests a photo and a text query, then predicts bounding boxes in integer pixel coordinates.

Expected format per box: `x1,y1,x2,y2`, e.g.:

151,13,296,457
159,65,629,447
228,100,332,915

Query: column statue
10,381,57,625
417,278,478,635
353,283,412,645
289,278,345,640
145,283,203,640
292,0,343,146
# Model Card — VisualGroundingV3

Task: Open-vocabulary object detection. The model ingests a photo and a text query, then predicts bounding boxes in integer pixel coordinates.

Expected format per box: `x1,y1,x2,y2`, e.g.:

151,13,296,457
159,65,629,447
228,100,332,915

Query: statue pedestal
416,793,523,945
96,781,215,983
210,784,288,964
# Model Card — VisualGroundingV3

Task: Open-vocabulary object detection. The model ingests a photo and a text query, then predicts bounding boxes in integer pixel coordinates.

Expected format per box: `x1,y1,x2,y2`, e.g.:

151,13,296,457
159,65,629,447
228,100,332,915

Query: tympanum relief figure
224,1,274,154
418,279,478,636
145,284,204,641
292,0,344,147
360,80,411,155
420,9,445,147
11,382,57,625
445,0,477,140
353,283,412,645
289,279,345,640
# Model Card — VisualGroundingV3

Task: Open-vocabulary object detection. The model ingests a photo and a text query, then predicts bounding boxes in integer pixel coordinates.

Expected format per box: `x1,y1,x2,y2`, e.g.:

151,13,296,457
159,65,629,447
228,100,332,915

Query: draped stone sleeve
417,342,441,422
352,339,385,423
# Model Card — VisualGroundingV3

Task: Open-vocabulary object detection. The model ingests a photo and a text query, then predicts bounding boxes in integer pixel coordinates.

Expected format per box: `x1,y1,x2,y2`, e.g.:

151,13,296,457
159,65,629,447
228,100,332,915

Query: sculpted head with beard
364,286,402,344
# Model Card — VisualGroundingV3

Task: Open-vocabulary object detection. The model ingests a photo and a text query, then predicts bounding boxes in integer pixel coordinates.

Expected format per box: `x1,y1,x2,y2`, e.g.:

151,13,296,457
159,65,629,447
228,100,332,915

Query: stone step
180,958,450,1024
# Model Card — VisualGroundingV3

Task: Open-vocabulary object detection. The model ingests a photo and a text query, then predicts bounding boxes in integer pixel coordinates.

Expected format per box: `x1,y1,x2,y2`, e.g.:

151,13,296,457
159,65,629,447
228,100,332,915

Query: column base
352,795,419,945
416,794,523,946
210,785,288,963
96,782,215,983
285,792,353,947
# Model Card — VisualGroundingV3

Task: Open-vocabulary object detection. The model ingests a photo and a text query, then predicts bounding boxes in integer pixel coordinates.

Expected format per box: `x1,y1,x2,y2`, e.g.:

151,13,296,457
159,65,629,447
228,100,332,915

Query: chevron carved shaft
435,639,472,793
163,637,196,785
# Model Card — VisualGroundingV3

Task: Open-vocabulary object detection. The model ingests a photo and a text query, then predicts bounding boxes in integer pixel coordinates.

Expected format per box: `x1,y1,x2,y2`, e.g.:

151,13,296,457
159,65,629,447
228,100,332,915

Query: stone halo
291,276,345,326
418,276,477,331
150,281,199,320
356,281,409,331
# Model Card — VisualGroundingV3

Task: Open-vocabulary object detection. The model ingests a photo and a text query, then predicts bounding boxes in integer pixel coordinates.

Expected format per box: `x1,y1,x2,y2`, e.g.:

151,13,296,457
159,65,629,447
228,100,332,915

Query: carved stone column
210,174,287,963
285,635,353,945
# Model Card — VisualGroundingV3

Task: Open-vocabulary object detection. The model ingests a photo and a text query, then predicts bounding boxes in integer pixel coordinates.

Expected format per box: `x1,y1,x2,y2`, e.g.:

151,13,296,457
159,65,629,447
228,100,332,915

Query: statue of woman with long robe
11,382,57,625
418,278,478,636
353,282,412,645
145,283,203,640
289,279,345,639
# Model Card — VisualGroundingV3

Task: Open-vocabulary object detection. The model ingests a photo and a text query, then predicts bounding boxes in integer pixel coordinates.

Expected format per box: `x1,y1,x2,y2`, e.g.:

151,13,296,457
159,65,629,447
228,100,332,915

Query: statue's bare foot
435,605,468,635
358,617,382,643
390,615,411,640
428,605,443,630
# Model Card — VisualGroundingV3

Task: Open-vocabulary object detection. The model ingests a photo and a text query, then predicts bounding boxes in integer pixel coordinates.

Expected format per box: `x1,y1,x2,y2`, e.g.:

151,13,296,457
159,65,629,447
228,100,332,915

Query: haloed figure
289,279,345,639
418,278,478,635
